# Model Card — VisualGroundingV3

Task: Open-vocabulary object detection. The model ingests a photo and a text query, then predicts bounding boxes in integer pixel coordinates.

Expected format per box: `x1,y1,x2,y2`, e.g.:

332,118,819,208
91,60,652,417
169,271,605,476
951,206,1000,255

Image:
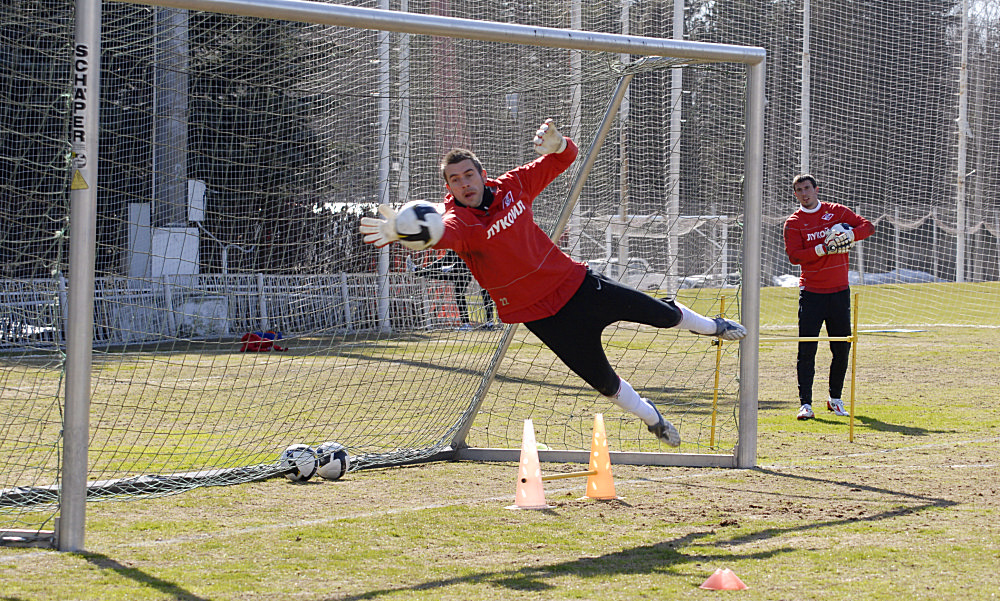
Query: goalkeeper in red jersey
783,174,875,421
361,119,747,447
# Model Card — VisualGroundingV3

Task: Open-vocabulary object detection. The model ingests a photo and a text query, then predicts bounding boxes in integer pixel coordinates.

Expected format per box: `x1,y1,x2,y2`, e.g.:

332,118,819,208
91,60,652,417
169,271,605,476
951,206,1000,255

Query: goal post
85,0,767,469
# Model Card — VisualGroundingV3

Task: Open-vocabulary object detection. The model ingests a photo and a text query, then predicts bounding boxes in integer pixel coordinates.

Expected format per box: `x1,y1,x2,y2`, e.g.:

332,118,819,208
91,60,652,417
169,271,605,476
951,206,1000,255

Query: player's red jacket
436,139,585,323
783,201,875,293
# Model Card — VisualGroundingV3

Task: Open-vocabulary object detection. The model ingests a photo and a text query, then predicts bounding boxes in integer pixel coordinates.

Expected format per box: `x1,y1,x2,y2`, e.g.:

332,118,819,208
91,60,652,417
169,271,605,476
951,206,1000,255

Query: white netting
2,0,755,528
748,0,1000,328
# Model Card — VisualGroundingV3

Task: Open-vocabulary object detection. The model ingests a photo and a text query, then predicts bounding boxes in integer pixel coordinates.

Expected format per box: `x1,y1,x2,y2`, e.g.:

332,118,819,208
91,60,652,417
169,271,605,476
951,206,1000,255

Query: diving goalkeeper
360,118,747,447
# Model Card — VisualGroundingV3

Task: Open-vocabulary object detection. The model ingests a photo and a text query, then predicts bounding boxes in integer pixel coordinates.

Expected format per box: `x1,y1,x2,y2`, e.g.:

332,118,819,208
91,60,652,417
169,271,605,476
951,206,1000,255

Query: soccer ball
280,443,318,482
316,441,350,481
395,200,444,251
826,222,852,242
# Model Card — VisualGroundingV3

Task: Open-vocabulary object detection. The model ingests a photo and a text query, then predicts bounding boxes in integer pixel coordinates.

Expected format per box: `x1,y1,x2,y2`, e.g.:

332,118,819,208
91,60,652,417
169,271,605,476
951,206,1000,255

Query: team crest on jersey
502,191,515,209
821,212,835,221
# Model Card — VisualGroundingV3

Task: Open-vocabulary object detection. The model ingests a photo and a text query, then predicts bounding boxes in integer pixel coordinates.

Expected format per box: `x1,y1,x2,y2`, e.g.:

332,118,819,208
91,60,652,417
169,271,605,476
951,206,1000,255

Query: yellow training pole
540,470,598,482
710,297,726,448
849,292,860,442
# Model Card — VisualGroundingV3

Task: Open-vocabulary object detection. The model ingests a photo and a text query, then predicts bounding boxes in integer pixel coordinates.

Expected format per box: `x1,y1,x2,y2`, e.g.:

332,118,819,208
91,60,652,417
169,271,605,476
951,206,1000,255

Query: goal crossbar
110,0,766,64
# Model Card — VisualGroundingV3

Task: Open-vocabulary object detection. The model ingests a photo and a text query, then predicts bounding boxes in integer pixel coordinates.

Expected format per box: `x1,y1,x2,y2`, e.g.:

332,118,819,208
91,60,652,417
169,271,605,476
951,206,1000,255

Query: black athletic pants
797,288,852,405
524,270,682,397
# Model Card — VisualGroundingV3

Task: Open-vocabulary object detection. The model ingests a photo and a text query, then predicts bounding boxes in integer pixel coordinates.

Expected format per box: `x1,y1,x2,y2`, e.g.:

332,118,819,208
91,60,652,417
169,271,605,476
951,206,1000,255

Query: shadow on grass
709,468,957,549
850,414,950,436
756,403,952,437
78,552,210,601
798,413,951,436
323,535,769,600
325,469,957,601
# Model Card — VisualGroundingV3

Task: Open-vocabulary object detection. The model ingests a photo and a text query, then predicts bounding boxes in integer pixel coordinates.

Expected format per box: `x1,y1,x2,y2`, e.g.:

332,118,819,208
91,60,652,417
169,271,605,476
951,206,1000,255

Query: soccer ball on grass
316,441,350,481
280,443,318,482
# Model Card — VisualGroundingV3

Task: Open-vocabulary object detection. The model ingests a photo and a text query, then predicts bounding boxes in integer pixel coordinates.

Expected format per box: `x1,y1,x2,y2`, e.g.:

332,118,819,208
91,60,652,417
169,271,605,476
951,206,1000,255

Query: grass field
1,323,997,600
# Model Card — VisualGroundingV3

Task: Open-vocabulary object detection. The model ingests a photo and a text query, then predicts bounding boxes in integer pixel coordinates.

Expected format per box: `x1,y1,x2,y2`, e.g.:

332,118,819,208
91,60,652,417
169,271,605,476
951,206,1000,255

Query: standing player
361,119,746,446
783,174,875,420
407,249,496,330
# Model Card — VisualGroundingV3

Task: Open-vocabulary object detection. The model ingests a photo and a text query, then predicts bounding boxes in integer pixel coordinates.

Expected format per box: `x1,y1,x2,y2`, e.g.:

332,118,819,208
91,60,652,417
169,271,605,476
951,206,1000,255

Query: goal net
1,0,762,542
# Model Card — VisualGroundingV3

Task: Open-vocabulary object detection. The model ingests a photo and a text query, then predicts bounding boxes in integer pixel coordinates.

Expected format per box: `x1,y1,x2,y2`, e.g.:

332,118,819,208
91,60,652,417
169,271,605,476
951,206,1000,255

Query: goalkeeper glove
532,118,568,155
826,228,855,252
359,204,400,248
815,242,849,257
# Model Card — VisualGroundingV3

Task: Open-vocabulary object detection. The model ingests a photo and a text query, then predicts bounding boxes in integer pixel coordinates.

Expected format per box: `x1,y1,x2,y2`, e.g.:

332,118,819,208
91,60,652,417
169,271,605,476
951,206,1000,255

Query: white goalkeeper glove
532,118,568,155
814,241,850,257
824,223,855,251
815,242,852,256
359,204,400,248
826,229,855,252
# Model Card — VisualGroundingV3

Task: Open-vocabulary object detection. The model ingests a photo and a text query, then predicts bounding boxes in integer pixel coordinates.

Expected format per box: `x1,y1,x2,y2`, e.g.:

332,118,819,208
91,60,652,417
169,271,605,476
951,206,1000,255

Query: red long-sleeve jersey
435,139,585,323
783,201,875,292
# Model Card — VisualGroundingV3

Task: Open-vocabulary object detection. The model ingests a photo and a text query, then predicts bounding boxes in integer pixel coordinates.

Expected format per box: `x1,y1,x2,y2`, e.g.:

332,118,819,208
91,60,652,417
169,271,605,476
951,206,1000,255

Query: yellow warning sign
70,170,89,190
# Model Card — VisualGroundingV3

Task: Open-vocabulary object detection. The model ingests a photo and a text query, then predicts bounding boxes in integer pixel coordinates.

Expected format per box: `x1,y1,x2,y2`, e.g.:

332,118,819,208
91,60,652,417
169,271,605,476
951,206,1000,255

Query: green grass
754,280,1000,328
2,322,998,600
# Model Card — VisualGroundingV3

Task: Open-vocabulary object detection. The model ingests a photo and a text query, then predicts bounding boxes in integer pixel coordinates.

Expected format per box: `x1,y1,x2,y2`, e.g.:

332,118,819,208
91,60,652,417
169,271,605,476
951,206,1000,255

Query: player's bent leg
676,302,747,341
524,285,682,447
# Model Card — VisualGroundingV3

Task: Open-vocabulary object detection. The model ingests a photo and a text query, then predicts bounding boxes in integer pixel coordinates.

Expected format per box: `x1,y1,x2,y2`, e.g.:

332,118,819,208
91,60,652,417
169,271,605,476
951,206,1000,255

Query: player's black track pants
524,269,682,398
797,288,852,404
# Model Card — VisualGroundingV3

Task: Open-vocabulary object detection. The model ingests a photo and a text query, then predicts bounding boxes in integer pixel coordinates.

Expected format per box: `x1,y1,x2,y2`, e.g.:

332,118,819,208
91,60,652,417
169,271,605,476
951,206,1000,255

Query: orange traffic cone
699,568,748,590
585,414,618,500
507,419,551,510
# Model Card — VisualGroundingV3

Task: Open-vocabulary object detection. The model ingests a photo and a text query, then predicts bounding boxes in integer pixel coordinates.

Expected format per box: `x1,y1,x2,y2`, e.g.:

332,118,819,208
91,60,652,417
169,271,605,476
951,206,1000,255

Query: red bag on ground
240,331,287,352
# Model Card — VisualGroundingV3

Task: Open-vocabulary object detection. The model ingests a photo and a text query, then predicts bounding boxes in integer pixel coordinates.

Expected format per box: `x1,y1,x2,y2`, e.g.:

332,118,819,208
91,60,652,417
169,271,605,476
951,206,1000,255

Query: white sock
676,302,717,335
605,379,659,426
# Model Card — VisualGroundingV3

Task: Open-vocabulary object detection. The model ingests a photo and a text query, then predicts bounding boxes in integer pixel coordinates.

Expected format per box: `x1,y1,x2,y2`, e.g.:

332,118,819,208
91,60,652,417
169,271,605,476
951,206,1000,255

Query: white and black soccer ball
280,443,318,482
395,200,444,251
826,222,853,243
315,441,350,481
